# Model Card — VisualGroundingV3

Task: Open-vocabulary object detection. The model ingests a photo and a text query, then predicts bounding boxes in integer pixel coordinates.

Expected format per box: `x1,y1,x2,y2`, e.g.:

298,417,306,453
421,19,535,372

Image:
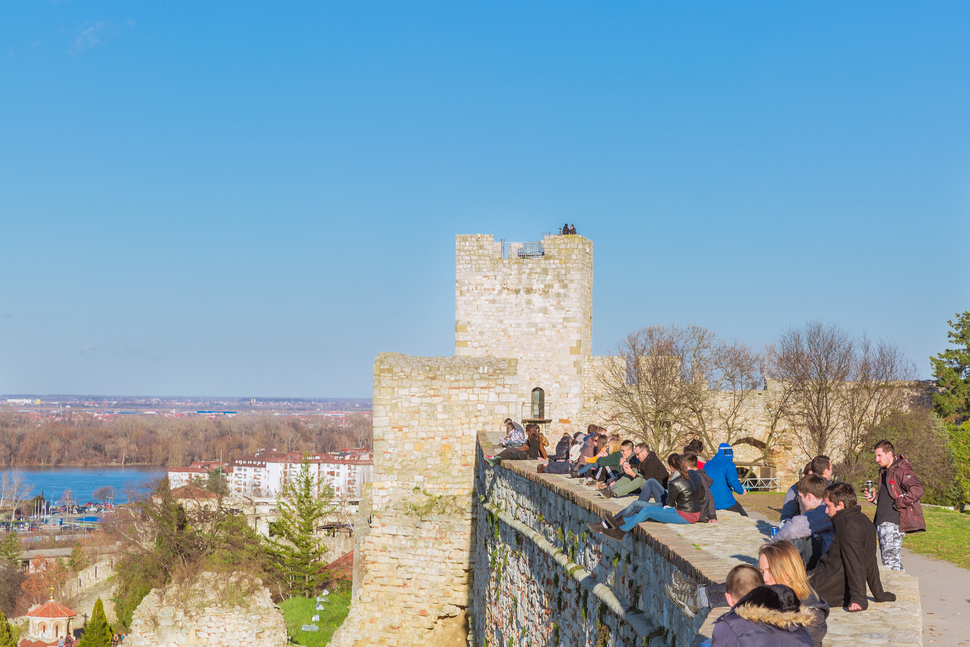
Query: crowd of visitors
484,420,926,646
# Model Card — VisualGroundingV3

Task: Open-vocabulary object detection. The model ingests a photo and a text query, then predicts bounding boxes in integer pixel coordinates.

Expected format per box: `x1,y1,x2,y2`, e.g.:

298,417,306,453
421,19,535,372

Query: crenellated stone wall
329,353,519,647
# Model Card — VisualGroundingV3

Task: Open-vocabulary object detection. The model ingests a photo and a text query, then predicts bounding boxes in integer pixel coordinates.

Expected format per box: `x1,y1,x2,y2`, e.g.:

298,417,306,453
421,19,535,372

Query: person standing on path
865,439,925,571
703,443,748,516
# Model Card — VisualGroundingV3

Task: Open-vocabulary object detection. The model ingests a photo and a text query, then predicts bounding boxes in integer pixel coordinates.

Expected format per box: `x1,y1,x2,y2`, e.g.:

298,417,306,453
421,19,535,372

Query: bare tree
60,489,75,513
769,322,920,464
596,324,762,457
0,470,33,523
838,335,920,478
93,485,116,505
770,321,855,458
348,414,373,450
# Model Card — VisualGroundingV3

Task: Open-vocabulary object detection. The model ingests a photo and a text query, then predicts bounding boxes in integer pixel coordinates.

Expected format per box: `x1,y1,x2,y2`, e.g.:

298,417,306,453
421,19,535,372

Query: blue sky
1,2,968,398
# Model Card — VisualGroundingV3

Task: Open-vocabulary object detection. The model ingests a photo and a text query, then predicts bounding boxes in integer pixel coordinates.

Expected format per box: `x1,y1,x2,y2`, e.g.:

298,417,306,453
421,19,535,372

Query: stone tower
455,233,593,435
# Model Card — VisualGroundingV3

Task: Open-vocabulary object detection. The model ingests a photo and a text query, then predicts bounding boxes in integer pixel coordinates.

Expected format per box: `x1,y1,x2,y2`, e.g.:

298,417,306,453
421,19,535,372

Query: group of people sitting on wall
560,223,578,235
486,421,925,647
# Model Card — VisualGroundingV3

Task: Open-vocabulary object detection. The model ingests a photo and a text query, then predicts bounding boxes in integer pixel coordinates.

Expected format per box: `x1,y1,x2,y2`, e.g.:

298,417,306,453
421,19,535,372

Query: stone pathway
901,547,970,647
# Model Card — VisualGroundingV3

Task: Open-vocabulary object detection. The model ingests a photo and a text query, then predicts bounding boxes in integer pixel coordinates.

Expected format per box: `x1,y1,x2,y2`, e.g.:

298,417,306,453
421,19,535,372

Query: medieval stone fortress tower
455,233,593,435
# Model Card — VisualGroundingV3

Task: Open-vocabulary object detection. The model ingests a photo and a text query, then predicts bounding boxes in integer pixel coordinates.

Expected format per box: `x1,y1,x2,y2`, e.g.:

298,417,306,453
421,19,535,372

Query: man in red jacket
865,439,926,572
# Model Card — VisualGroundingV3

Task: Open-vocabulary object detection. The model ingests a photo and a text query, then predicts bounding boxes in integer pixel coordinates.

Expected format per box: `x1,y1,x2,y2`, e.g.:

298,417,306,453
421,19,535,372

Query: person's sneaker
665,571,702,618
537,464,546,474
586,521,605,535
483,456,498,467
601,527,626,541
602,486,614,499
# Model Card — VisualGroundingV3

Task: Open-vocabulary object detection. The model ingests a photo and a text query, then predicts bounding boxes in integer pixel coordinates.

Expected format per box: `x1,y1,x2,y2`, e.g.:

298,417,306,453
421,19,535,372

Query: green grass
280,587,352,646
742,492,970,570
902,507,970,570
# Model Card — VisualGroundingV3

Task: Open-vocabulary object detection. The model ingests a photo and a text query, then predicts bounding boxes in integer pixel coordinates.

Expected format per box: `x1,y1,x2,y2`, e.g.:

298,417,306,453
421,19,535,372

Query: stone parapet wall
474,429,923,647
331,354,519,647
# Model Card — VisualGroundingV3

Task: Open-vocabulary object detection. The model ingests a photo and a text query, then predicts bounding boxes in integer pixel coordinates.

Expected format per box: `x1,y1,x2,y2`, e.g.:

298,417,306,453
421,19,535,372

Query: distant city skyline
2,3,968,398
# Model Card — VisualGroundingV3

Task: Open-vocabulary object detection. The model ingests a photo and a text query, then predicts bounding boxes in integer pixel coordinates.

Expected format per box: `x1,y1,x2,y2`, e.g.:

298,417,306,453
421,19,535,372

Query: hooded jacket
880,455,926,533
703,443,746,510
711,584,815,647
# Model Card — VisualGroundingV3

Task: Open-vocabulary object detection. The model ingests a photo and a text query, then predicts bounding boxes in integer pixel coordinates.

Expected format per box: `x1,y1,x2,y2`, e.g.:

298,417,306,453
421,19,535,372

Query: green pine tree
78,598,112,647
931,311,970,424
0,612,16,647
264,456,334,598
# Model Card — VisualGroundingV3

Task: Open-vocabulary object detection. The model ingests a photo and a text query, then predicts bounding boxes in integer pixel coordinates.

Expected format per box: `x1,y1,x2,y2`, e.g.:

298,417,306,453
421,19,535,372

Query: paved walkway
901,547,970,647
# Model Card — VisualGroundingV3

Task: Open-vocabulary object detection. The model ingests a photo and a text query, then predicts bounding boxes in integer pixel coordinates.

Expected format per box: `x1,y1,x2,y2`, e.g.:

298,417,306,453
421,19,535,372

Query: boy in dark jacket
605,442,668,498
808,483,896,611
711,569,814,647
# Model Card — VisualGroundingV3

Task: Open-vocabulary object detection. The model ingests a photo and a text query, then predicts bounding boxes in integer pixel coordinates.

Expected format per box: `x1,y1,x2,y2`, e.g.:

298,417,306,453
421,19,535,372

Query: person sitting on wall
589,436,622,483
684,438,706,468
589,454,711,539
666,540,829,647
686,453,717,524
488,424,546,464
498,418,526,448
596,439,636,490
539,431,585,474
567,428,599,477
781,456,832,523
808,482,896,611
775,474,835,569
575,434,609,478
569,224,577,234
704,443,749,516
561,222,570,235
602,442,669,499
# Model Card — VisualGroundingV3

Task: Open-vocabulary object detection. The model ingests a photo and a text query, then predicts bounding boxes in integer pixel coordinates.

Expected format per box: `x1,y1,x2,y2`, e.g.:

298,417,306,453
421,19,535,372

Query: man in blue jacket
703,443,748,516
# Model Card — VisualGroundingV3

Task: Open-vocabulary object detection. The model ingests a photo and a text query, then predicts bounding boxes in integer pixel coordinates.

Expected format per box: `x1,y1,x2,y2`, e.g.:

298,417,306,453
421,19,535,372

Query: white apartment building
228,449,373,500
167,460,228,488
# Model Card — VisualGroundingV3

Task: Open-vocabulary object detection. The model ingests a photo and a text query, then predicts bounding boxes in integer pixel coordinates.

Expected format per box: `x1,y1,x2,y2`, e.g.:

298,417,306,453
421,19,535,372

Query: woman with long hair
595,454,707,536
667,539,829,647
757,541,828,647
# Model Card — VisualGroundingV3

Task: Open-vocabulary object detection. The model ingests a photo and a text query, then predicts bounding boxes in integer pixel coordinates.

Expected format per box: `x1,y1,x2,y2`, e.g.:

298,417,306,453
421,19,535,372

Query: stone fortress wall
329,353,519,647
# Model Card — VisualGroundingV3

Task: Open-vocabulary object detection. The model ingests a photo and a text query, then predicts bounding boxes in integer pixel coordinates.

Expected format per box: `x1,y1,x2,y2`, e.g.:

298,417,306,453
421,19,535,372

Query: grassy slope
742,491,970,570
280,588,352,647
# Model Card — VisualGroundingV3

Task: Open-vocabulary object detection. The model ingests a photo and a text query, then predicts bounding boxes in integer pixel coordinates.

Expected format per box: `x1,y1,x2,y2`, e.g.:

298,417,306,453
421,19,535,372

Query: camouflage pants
877,521,905,571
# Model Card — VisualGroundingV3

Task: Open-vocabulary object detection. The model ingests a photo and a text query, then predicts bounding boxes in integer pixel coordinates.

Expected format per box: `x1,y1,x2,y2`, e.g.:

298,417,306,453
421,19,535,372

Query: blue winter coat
703,445,746,510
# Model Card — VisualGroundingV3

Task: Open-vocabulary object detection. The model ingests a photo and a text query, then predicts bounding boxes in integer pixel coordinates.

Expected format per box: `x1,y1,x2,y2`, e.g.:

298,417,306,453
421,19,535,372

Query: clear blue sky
2,2,968,398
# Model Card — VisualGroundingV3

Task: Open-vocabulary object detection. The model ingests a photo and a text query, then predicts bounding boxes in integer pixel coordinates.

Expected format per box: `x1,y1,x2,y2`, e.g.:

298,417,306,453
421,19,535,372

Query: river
0,466,165,505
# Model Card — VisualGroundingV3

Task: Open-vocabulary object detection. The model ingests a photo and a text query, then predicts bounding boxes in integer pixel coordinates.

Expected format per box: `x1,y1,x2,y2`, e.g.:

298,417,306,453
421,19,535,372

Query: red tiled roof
26,599,78,618
170,484,219,500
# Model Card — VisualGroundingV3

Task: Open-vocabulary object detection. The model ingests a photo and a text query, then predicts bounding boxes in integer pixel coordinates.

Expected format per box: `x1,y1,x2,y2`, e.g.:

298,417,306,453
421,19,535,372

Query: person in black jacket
593,454,710,540
808,482,896,611
603,442,668,498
